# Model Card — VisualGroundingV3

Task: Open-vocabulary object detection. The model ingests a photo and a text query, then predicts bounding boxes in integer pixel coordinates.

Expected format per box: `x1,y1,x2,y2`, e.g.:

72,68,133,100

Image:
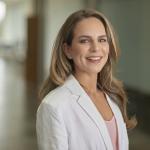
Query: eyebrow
78,35,107,39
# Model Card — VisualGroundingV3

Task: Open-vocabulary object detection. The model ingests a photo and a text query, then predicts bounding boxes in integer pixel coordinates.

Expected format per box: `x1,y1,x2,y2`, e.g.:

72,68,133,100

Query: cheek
102,45,109,62
104,44,109,55
71,47,86,60
71,50,81,60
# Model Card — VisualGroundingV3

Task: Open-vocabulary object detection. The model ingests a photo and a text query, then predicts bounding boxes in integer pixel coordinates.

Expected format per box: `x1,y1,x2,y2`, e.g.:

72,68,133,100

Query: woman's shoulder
39,85,71,110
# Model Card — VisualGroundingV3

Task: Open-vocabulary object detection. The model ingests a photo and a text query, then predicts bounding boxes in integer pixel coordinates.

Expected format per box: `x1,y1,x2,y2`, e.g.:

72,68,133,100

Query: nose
91,41,99,52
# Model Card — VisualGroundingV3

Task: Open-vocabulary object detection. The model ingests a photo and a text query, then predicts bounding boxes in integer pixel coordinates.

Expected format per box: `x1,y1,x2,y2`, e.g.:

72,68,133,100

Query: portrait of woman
36,9,137,150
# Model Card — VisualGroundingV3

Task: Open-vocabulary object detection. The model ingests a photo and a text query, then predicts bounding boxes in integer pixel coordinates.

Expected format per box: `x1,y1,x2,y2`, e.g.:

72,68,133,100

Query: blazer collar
64,74,88,96
64,74,113,150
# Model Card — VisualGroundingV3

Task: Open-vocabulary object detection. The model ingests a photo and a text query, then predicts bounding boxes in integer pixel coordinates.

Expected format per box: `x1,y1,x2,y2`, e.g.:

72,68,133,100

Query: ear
63,43,72,59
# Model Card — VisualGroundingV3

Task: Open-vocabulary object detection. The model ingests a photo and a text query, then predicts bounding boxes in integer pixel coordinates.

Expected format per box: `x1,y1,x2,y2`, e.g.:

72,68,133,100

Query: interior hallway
0,58,38,150
0,57,150,150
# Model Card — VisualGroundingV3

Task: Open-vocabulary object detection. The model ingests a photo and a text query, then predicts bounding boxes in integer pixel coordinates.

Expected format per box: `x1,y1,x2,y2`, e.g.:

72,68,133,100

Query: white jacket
36,74,129,150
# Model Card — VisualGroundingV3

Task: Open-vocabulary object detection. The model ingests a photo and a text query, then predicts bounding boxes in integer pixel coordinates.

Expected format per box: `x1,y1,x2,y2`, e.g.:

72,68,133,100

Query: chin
86,68,102,74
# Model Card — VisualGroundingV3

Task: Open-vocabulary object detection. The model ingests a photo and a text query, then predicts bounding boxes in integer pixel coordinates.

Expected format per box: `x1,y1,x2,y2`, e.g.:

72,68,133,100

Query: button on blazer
36,74,129,150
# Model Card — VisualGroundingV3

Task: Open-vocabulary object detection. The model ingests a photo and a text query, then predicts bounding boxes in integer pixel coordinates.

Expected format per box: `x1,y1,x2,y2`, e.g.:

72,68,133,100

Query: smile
86,56,102,63
86,56,101,60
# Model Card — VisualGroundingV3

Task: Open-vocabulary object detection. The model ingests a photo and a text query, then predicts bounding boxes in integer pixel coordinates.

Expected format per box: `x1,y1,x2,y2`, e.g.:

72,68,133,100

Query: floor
0,57,150,150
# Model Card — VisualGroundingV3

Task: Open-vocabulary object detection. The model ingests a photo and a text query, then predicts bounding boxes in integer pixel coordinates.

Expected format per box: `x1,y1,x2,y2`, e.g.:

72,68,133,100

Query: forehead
73,17,106,36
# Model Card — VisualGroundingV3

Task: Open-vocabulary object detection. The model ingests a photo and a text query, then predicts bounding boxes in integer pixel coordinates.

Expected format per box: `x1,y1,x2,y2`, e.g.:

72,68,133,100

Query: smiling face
64,17,109,76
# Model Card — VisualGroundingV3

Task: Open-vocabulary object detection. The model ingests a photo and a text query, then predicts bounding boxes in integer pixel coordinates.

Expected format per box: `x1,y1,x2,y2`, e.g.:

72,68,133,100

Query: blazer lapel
77,95,113,150
64,74,113,150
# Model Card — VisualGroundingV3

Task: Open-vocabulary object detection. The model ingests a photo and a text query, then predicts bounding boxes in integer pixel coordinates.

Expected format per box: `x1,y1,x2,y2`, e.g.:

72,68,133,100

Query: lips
86,56,102,61
86,56,102,63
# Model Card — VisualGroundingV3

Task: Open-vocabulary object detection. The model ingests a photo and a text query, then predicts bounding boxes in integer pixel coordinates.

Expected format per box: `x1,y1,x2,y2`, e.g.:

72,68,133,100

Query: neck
74,72,98,94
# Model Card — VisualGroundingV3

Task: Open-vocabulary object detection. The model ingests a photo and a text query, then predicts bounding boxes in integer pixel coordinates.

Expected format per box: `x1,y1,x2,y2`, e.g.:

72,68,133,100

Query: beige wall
98,0,150,93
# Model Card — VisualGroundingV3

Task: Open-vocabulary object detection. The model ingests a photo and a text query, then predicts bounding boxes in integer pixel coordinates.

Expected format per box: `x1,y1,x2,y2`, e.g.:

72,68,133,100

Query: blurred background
0,0,150,149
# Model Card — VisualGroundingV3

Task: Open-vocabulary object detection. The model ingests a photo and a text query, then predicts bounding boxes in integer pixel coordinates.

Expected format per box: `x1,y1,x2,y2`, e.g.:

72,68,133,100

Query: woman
36,9,137,150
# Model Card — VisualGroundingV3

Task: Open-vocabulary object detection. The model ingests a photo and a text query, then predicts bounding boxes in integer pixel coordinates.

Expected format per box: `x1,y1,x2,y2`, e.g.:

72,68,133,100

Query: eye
79,39,90,43
98,38,108,43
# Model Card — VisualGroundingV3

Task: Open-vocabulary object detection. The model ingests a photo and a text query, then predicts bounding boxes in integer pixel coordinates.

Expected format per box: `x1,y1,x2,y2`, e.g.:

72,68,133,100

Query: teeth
87,57,101,60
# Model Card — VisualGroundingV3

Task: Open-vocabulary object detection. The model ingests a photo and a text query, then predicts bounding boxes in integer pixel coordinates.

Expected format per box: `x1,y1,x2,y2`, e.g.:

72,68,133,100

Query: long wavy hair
39,9,137,129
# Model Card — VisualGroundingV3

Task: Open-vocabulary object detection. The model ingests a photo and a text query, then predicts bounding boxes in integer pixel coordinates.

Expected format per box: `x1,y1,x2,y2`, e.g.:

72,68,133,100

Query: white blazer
36,74,129,150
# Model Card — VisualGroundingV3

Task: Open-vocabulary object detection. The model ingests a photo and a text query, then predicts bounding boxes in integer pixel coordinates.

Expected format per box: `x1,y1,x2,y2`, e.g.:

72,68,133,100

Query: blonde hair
39,9,137,129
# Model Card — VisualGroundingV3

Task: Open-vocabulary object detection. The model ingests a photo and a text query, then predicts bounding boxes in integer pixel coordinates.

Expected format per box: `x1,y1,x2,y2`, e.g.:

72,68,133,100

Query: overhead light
0,1,6,22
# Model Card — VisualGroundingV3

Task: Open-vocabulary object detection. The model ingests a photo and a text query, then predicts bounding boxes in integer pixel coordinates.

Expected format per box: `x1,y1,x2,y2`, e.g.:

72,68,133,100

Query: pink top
105,116,119,150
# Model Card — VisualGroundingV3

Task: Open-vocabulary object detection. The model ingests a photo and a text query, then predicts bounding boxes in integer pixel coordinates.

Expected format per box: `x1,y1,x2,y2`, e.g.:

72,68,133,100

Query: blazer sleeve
36,101,68,150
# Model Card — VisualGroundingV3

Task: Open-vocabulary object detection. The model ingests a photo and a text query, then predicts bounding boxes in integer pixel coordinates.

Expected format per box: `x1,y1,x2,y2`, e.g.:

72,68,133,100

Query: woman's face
65,17,109,75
